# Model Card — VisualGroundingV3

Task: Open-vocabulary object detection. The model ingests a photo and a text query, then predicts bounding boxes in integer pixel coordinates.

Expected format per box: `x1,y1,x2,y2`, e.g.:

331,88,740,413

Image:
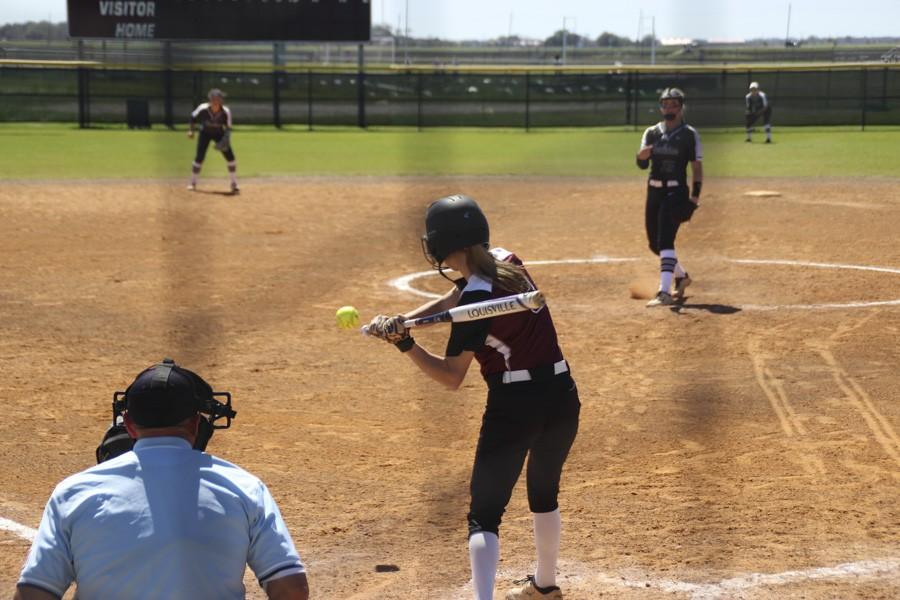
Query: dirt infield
0,177,898,599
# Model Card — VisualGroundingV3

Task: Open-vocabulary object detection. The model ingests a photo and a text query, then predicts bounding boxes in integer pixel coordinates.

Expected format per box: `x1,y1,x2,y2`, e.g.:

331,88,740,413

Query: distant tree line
373,24,653,48
2,20,897,47
0,21,69,41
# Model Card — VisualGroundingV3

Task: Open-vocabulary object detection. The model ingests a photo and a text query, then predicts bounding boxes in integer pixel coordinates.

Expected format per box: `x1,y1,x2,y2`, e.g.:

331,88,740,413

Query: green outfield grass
1,124,898,180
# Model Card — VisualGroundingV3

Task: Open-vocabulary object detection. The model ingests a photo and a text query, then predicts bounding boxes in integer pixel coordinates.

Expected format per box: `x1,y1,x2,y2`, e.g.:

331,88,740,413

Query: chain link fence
1,64,898,129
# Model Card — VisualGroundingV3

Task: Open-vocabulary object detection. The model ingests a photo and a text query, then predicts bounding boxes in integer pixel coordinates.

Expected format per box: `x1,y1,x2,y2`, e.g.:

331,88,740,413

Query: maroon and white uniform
447,248,564,379
448,248,580,540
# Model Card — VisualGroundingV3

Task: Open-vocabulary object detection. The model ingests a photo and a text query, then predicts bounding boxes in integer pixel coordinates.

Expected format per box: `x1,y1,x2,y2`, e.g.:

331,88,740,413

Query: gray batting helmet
659,87,686,105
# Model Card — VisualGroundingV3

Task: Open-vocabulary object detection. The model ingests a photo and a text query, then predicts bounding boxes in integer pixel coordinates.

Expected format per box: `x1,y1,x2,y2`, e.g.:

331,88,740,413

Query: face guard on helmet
96,358,237,463
421,195,490,275
658,87,686,121
659,87,686,106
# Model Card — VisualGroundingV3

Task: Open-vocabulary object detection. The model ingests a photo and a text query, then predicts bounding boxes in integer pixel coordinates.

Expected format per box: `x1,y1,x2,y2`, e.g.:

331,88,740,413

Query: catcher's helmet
422,195,490,266
659,87,686,105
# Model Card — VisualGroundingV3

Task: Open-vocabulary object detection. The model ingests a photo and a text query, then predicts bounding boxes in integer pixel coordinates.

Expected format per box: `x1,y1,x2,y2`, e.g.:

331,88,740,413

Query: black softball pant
745,106,773,128
645,185,696,255
194,130,235,163
467,374,580,538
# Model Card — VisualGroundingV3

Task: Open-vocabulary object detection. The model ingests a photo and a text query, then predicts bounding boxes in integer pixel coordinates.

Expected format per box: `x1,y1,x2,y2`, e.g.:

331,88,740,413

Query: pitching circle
388,256,900,311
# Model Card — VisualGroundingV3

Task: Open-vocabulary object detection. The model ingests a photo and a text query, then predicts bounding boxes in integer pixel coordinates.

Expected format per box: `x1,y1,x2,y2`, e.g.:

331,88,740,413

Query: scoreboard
67,0,371,41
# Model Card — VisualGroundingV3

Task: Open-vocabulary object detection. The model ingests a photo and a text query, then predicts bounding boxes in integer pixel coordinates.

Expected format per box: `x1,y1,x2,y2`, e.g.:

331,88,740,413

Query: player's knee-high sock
227,161,238,186
469,531,499,600
660,249,677,293
191,161,202,185
765,124,772,141
674,260,687,279
533,509,561,588
745,127,752,141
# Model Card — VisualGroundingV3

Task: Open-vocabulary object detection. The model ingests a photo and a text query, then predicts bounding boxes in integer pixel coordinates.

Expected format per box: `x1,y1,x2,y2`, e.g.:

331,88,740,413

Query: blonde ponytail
465,245,531,294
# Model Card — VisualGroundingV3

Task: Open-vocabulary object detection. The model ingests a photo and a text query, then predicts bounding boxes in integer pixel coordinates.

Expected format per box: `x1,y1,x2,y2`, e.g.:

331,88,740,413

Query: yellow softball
335,306,360,330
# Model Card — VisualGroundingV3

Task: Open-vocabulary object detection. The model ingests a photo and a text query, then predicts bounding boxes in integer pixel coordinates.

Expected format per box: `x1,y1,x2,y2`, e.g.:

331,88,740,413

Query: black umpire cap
125,358,212,428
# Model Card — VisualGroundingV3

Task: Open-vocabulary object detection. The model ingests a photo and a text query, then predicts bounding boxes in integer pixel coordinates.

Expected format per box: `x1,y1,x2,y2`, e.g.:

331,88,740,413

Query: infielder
636,88,703,307
188,88,239,193
367,195,580,600
745,82,772,143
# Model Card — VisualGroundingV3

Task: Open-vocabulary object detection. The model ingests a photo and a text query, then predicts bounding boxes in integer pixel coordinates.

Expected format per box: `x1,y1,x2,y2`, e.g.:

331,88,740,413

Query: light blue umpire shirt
18,437,305,599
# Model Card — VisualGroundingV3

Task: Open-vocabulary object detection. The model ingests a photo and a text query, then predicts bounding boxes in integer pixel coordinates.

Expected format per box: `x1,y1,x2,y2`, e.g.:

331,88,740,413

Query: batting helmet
422,195,490,266
659,87,686,105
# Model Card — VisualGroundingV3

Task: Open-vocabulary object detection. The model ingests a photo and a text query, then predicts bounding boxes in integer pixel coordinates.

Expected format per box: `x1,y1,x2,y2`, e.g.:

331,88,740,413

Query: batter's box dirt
0,177,898,599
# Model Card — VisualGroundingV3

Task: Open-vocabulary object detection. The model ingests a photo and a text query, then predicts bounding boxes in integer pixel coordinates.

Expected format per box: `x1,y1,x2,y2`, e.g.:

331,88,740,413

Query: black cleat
646,291,675,307
673,274,692,300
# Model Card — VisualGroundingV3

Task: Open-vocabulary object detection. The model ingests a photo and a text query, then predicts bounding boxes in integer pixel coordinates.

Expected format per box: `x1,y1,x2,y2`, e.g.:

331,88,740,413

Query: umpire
15,359,309,600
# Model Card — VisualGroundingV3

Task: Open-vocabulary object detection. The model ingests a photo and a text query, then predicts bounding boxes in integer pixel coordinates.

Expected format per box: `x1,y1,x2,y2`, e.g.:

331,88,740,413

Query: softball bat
361,290,545,335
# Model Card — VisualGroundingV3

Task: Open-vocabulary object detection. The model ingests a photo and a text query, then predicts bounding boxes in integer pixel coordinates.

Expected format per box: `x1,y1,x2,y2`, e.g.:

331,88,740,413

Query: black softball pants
467,374,580,538
745,106,773,128
194,130,235,163
645,185,695,255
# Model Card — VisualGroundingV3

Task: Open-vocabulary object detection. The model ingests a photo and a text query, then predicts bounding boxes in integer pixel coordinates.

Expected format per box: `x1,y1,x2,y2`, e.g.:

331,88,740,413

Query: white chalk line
389,257,900,311
447,557,900,600
3,258,898,584
0,516,37,542
389,256,640,300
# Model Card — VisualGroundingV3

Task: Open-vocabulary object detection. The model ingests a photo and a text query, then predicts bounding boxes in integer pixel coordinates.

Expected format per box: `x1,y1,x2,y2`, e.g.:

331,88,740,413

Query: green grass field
1,124,898,179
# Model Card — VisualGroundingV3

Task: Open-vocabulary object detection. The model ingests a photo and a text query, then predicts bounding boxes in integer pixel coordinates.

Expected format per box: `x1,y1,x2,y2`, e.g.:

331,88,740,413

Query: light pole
404,0,410,64
562,16,576,65
637,11,655,64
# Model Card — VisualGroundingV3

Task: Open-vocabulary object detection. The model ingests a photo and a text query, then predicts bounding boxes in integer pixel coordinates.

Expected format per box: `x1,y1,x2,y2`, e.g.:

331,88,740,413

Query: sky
3,0,899,42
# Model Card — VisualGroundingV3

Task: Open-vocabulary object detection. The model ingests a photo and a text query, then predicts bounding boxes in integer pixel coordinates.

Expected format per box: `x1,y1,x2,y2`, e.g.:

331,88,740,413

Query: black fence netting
1,65,898,129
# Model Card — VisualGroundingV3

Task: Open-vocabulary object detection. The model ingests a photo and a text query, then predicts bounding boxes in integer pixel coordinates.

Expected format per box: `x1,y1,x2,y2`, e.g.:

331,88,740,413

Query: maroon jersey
445,248,565,378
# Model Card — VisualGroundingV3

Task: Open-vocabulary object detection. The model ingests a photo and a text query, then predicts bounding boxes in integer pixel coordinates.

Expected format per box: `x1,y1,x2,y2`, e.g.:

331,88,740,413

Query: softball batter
187,89,239,194
368,195,580,600
636,87,703,307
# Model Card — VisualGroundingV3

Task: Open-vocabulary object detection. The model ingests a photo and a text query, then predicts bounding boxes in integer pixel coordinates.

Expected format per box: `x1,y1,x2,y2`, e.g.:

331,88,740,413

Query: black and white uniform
445,248,580,538
191,102,235,163
637,122,702,255
745,91,772,129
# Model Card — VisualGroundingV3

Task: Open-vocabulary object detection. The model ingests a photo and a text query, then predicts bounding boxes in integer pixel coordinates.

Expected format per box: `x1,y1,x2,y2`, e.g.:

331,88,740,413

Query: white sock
765,124,772,140
227,161,238,185
674,261,687,278
191,161,201,185
746,129,752,140
469,532,499,600
533,509,561,588
660,249,677,293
